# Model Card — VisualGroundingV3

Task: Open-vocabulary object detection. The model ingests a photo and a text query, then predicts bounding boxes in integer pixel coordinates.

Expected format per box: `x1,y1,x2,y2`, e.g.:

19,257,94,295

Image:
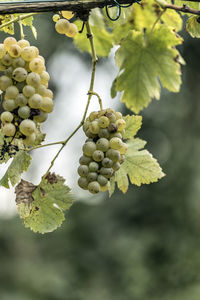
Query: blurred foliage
0,11,200,300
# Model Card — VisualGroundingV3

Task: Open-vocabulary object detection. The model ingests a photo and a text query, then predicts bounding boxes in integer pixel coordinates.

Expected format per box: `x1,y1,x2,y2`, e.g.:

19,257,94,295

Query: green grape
0,44,6,59
110,137,123,150
102,157,113,168
82,141,96,157
98,128,110,139
108,123,117,133
12,57,26,68
5,66,14,78
21,46,37,61
97,175,108,186
53,14,60,22
34,110,48,123
78,177,88,190
26,72,41,87
119,154,125,164
116,119,126,132
12,67,28,82
2,99,17,111
23,85,35,98
1,53,13,66
65,23,78,38
105,112,116,123
40,71,50,84
0,75,12,91
87,172,98,182
2,123,16,136
85,129,96,139
0,62,6,71
115,111,122,120
83,120,90,132
106,149,120,162
100,167,114,178
100,182,110,192
17,39,30,48
92,150,104,162
18,106,31,119
28,93,43,109
43,88,53,98
78,165,89,177
88,181,100,194
30,46,39,57
112,162,120,171
3,37,17,51
0,111,13,123
29,58,45,73
40,97,54,113
106,108,115,114
79,155,92,165
19,119,36,136
5,86,19,99
98,116,110,128
96,138,110,152
109,132,122,139
15,93,28,106
89,162,99,172
8,44,21,58
119,143,128,154
23,132,36,146
61,11,74,20
89,121,100,134
55,19,70,34
89,111,98,121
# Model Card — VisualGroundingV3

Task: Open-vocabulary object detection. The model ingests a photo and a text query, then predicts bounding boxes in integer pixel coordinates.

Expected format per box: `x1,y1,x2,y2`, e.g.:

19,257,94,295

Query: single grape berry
88,181,100,194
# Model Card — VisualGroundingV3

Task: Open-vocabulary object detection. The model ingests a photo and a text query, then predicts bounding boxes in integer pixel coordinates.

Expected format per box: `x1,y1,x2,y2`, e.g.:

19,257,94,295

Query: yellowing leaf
124,115,142,139
15,173,74,234
114,26,183,113
109,138,165,194
0,150,31,188
186,16,200,38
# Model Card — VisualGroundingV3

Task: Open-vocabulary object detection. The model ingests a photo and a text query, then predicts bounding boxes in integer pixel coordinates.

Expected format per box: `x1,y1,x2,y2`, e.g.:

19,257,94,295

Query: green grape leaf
15,173,74,234
186,16,200,38
114,25,183,113
123,115,142,139
74,9,113,57
0,14,14,35
0,150,32,188
110,138,165,194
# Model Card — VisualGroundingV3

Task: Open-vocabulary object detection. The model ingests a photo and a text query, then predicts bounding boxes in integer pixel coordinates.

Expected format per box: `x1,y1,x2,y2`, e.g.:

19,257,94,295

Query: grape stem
40,20,98,179
87,91,103,110
18,17,25,40
0,13,38,31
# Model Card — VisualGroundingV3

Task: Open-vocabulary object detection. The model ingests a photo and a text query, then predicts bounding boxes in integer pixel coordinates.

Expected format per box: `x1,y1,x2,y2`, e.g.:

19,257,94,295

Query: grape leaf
0,150,32,188
123,115,142,139
186,16,200,38
74,9,113,57
109,138,165,194
0,14,14,35
113,25,183,113
15,173,74,234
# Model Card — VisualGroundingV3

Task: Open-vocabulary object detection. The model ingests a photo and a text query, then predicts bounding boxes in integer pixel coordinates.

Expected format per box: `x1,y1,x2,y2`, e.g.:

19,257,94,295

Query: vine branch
0,0,135,14
156,0,200,16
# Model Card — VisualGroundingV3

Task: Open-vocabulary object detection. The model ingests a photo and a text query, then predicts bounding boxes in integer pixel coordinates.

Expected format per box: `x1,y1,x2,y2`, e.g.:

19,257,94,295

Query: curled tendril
105,0,141,21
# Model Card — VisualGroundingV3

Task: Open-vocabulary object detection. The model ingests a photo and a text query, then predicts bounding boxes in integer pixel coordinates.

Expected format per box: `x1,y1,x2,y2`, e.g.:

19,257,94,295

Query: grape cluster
0,37,54,146
78,108,128,194
53,11,78,38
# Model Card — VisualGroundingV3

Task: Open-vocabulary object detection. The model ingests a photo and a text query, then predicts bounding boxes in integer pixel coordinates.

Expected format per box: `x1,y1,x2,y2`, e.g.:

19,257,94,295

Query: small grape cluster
78,108,128,194
0,37,54,147
53,11,78,38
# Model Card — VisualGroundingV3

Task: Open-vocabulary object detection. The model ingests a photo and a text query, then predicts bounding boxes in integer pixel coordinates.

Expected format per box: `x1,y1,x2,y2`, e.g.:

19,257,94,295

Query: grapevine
0,0,198,233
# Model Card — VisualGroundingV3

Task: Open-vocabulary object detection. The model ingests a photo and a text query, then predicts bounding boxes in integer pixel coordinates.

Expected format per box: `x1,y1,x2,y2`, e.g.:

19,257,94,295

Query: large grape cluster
0,37,54,147
78,108,128,194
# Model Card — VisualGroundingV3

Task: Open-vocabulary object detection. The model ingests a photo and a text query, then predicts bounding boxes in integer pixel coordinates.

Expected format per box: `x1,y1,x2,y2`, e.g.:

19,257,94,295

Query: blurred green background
1,12,200,300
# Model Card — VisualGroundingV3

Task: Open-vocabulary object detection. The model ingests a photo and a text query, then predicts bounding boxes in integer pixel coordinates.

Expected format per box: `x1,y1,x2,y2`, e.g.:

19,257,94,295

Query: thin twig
155,0,200,16
0,13,38,30
41,20,98,179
